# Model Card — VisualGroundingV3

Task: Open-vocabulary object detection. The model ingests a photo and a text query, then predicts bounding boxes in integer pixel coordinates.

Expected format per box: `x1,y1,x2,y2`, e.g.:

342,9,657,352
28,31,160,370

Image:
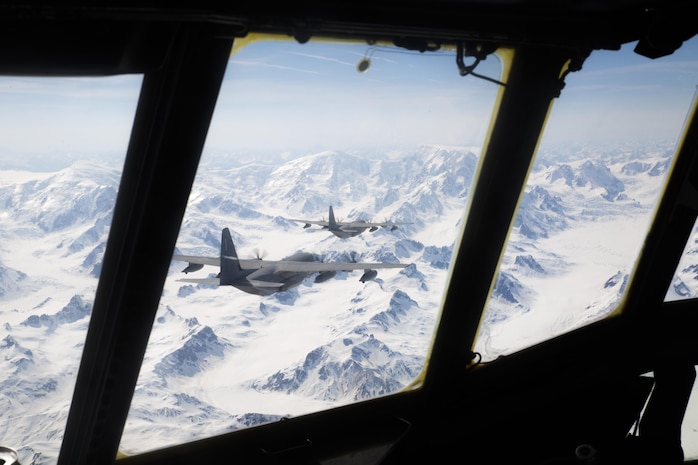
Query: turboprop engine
182,263,204,274
359,269,377,283
315,270,337,283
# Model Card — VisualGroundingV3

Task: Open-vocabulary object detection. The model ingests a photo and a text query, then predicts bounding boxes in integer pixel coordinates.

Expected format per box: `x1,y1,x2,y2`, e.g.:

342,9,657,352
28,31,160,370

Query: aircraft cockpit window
473,36,698,361
118,36,504,454
0,75,143,462
667,214,698,301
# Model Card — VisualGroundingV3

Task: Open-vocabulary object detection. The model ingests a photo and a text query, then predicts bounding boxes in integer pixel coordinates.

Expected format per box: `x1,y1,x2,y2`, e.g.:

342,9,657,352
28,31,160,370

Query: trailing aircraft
172,228,409,295
288,205,411,238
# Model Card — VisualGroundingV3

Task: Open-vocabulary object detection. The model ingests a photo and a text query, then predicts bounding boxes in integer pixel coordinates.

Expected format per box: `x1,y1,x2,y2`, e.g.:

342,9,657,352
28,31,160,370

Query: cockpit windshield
474,36,698,360
119,36,503,454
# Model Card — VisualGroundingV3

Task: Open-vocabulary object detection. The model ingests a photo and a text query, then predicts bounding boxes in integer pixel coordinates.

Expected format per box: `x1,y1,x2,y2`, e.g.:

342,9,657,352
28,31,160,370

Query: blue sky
205,39,502,157
206,36,698,155
543,36,698,146
0,34,696,167
0,75,141,166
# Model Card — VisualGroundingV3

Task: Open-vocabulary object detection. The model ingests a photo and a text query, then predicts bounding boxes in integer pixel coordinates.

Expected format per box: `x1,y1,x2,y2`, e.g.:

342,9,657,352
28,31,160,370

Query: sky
0,34,696,167
205,39,501,157
207,35,698,155
543,36,698,146
0,75,141,167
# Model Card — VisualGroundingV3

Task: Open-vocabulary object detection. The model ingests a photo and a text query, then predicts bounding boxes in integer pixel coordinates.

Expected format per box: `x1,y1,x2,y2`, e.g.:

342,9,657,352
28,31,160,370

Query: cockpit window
119,36,503,454
0,75,142,463
667,216,698,301
473,36,698,361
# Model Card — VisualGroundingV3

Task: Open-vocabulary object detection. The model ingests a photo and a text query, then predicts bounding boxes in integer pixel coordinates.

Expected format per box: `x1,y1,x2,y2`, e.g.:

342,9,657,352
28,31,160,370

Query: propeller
251,248,267,260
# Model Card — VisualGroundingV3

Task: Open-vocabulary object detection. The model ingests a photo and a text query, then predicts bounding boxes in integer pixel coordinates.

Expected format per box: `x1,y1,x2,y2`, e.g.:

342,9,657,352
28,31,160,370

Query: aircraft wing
174,254,410,272
288,218,330,227
172,254,219,266
227,257,409,272
342,221,411,228
288,218,411,229
176,275,283,289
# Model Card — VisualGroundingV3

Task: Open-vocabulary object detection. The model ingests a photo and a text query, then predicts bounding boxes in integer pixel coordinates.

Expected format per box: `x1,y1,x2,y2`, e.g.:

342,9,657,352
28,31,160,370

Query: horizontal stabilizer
173,254,218,267
248,280,285,288
178,278,221,285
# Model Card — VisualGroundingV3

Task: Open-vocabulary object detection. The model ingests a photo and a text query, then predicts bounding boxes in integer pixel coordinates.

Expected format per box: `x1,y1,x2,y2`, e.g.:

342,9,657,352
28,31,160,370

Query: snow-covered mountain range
0,142,687,462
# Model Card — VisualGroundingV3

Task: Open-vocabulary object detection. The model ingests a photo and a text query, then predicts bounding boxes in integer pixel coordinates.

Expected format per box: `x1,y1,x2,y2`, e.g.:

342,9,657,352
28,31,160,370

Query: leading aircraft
288,205,411,238
172,228,409,295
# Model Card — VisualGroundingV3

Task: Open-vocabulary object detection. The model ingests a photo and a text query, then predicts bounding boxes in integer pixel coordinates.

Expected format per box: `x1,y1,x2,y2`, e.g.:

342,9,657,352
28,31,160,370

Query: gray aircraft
172,228,409,296
288,205,411,239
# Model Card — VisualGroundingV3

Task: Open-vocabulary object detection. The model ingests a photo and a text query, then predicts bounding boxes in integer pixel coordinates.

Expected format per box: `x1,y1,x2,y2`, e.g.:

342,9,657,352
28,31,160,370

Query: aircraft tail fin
219,228,245,285
328,205,338,230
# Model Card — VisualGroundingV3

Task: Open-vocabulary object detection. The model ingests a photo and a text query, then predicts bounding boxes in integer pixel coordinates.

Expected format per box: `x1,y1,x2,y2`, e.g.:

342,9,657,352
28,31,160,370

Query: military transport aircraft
172,228,409,295
1,2,698,465
288,205,411,238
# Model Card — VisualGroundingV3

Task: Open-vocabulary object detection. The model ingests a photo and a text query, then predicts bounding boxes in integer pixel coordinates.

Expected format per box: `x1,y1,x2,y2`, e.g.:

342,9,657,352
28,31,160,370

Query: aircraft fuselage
329,225,368,238
237,252,317,295
176,228,403,295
